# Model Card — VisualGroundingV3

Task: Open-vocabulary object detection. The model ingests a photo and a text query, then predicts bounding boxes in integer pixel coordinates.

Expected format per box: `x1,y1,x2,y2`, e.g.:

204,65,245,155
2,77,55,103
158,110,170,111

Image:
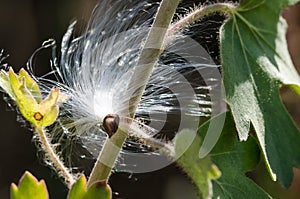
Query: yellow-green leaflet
0,67,65,127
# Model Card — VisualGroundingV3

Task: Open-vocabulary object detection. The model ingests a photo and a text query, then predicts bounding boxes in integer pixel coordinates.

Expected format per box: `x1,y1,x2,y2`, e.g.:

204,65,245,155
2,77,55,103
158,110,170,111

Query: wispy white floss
26,0,221,171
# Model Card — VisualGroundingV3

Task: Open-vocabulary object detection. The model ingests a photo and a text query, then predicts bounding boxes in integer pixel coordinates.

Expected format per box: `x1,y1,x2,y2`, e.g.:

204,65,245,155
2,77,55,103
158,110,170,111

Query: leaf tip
10,183,17,192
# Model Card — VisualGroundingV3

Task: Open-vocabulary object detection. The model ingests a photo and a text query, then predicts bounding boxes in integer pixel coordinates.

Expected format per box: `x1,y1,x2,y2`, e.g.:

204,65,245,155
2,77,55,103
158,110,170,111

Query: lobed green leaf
0,68,63,127
11,171,49,199
175,112,270,198
174,129,221,199
204,113,271,199
221,0,300,187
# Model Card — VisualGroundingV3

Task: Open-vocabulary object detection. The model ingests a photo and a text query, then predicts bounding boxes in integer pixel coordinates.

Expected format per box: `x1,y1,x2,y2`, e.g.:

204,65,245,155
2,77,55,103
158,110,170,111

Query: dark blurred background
0,0,299,199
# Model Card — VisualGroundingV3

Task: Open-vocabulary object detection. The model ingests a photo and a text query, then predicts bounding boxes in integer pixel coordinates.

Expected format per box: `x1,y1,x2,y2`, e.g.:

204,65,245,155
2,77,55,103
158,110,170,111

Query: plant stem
127,0,181,117
87,128,127,187
35,127,75,187
87,1,237,187
87,120,176,188
168,3,236,35
87,0,180,187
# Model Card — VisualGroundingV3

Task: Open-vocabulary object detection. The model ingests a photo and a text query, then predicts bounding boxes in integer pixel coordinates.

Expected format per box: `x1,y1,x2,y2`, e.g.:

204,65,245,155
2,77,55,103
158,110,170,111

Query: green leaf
18,68,42,103
0,68,63,127
221,0,300,187
174,129,221,199
67,175,112,199
11,171,49,199
202,113,271,199
0,69,14,99
36,88,60,127
67,176,86,199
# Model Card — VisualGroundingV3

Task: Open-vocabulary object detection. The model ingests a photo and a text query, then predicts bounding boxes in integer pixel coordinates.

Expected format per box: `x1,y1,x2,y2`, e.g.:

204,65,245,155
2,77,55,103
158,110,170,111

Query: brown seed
103,114,120,137
34,112,43,121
